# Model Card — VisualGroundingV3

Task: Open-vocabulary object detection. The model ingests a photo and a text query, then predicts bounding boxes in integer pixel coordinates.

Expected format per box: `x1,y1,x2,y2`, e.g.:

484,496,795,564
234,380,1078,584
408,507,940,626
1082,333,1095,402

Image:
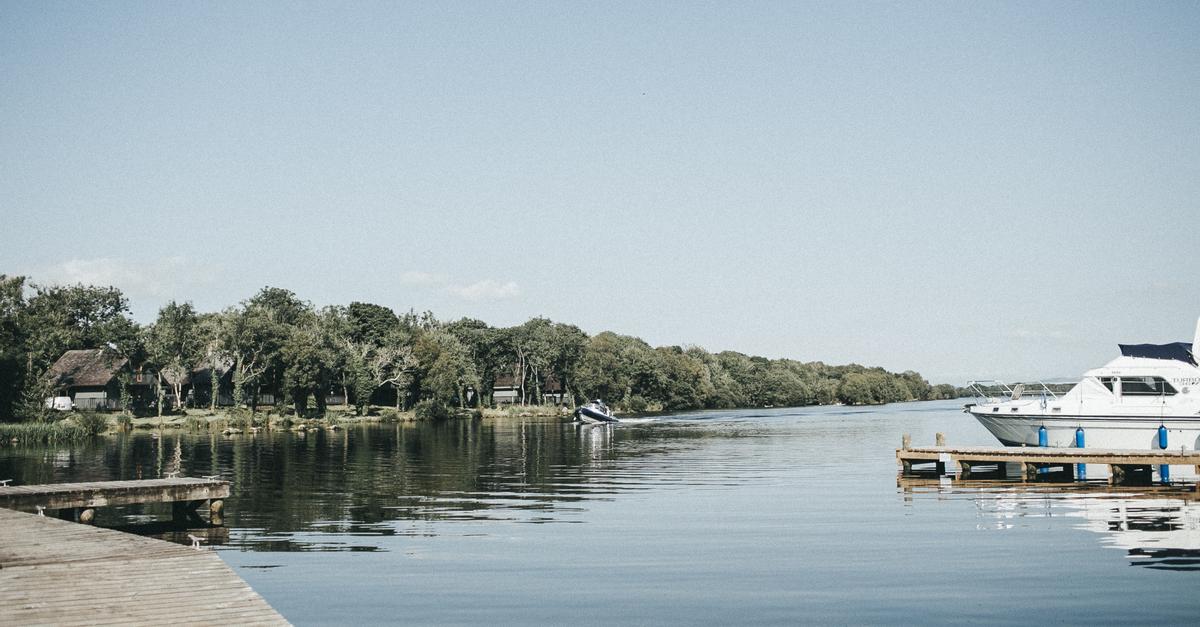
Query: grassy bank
0,412,110,445
1,404,575,444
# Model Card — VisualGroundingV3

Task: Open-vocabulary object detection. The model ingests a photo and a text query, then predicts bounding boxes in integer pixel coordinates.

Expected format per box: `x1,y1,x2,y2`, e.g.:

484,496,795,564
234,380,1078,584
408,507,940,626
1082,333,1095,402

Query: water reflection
900,478,1200,570
5,402,1199,625
0,417,753,552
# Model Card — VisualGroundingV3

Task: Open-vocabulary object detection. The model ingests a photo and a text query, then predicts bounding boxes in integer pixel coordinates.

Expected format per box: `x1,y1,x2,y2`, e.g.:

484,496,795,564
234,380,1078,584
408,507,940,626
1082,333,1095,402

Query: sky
2,1,1198,384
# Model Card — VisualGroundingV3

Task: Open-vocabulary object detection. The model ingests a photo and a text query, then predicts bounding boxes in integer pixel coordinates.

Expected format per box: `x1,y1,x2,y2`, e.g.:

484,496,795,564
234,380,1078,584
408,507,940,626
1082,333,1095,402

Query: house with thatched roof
45,349,155,411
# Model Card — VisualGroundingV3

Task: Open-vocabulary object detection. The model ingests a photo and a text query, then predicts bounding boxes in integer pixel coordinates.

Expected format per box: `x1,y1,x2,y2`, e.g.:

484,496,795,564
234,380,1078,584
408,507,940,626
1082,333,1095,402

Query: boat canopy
1117,342,1195,365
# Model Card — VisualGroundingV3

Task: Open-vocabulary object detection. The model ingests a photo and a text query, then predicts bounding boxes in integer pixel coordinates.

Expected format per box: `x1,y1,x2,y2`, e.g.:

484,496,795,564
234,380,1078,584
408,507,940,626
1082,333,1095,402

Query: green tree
575,332,656,407
446,318,505,406
347,302,399,346
414,329,478,408
367,330,418,409
649,346,713,410
19,283,140,374
146,301,201,412
195,312,229,411
219,306,282,409
246,286,313,403
0,275,27,420
281,323,338,416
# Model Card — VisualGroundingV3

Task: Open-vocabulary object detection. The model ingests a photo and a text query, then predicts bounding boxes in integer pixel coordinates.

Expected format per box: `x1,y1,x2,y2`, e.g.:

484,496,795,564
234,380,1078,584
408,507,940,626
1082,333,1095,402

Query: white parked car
44,396,74,411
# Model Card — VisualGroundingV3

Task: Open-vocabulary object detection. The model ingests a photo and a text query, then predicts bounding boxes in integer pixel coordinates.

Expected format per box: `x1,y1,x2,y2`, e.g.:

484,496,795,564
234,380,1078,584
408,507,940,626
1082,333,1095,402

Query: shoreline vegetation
0,275,969,444
0,404,567,445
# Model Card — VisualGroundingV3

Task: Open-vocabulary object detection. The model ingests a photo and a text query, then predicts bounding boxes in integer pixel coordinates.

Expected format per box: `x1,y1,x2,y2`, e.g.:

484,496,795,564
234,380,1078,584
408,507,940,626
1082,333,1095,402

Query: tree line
0,275,965,421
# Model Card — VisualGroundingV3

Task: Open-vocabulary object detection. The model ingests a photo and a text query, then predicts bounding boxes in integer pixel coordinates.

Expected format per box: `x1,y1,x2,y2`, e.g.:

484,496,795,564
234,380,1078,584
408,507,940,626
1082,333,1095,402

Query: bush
183,415,208,432
414,399,451,421
626,395,649,413
378,409,401,423
115,414,133,431
72,411,111,435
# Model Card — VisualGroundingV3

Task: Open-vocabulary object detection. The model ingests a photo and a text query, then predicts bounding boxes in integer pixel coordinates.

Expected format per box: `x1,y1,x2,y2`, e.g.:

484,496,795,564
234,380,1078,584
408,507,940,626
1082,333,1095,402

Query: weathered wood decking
0,508,288,625
0,477,229,512
897,443,1200,483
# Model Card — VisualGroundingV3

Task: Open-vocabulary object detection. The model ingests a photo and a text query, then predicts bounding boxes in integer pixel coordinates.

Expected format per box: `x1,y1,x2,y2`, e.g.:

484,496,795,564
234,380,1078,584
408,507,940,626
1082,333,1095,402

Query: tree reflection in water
0,419,734,551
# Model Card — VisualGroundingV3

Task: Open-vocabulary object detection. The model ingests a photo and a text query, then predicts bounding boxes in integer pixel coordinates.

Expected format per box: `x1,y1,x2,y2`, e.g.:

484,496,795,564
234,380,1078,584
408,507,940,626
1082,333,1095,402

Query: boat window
1099,377,1116,393
1119,376,1177,396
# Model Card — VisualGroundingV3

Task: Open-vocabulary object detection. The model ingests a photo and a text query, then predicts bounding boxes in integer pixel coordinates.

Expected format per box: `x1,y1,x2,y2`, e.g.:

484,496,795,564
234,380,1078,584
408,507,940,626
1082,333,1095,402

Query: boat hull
576,406,618,424
969,408,1200,450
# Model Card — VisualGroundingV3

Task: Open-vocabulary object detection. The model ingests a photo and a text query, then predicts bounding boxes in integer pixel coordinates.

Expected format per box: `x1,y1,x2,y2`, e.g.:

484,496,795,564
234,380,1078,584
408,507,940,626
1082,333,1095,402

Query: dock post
172,500,205,525
1021,462,1038,482
1074,427,1086,481
901,434,911,450
1109,464,1123,485
935,432,945,447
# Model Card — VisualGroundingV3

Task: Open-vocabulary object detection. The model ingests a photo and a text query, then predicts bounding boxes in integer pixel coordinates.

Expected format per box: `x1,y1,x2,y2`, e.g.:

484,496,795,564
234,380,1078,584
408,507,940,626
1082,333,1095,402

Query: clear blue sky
2,1,1198,384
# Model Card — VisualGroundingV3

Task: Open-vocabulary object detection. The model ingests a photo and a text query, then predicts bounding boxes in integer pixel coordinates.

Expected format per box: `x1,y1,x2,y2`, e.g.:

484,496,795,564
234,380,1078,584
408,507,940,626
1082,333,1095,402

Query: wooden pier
0,507,287,625
0,477,229,524
897,434,1200,484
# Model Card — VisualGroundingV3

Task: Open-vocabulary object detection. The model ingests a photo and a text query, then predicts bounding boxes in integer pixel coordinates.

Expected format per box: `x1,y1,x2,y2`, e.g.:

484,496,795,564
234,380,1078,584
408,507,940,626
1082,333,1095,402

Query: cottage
542,372,566,405
493,370,521,405
45,349,155,411
186,361,235,407
492,367,568,406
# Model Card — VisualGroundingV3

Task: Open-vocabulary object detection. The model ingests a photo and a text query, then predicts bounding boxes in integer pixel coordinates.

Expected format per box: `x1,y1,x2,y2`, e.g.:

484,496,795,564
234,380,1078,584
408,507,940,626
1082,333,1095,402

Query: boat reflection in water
1066,496,1200,571
900,479,1200,571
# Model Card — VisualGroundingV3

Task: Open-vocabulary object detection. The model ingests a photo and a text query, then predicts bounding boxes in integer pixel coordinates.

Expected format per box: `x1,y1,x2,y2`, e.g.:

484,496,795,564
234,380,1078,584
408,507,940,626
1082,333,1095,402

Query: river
2,400,1197,624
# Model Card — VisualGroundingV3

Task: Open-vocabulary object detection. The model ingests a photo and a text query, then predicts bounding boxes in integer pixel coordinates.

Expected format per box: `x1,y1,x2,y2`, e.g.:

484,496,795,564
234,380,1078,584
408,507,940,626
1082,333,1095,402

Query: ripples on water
2,401,1198,624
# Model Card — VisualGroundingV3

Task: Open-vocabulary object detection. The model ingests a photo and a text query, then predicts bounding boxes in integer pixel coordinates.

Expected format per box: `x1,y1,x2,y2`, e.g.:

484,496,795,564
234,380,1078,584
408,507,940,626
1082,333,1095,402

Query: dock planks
897,444,1200,482
0,477,229,512
0,508,288,626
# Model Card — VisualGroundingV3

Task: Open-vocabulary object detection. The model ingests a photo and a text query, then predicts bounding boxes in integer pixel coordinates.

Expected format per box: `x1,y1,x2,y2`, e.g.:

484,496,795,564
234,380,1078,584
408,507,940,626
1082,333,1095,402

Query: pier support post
1110,465,1152,486
1022,462,1038,482
79,508,95,524
172,500,206,525
901,434,911,450
210,499,224,526
935,432,945,447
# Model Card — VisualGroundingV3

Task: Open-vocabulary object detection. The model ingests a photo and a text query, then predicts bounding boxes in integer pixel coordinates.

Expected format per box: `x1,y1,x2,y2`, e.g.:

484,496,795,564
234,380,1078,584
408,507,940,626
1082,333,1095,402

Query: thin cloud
446,279,522,301
34,257,209,299
398,270,446,286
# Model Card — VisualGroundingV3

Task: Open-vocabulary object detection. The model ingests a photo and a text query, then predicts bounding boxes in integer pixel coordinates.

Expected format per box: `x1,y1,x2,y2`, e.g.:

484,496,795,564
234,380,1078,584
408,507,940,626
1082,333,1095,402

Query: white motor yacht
966,317,1200,450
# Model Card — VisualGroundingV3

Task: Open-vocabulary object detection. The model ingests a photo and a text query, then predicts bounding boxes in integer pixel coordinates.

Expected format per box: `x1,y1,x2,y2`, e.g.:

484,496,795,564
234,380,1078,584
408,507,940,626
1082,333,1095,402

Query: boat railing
967,380,1074,403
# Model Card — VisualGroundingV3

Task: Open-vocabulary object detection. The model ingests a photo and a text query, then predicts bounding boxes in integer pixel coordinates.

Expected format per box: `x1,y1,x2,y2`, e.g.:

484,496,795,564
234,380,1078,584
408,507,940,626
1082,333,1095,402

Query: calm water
2,400,1198,625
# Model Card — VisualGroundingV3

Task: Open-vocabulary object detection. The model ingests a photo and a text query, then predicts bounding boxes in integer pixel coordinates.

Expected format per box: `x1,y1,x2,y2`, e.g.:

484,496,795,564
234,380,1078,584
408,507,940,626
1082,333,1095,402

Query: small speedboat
575,399,618,424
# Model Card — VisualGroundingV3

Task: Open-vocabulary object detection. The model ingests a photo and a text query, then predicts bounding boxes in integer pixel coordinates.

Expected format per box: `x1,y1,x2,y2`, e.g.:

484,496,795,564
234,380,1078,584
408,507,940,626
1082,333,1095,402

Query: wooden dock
0,477,229,523
0,507,288,625
897,436,1200,484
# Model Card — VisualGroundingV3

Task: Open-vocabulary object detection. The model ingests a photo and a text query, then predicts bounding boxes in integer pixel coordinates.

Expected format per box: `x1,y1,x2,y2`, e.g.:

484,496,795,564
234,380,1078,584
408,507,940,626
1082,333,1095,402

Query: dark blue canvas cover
1117,342,1195,364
